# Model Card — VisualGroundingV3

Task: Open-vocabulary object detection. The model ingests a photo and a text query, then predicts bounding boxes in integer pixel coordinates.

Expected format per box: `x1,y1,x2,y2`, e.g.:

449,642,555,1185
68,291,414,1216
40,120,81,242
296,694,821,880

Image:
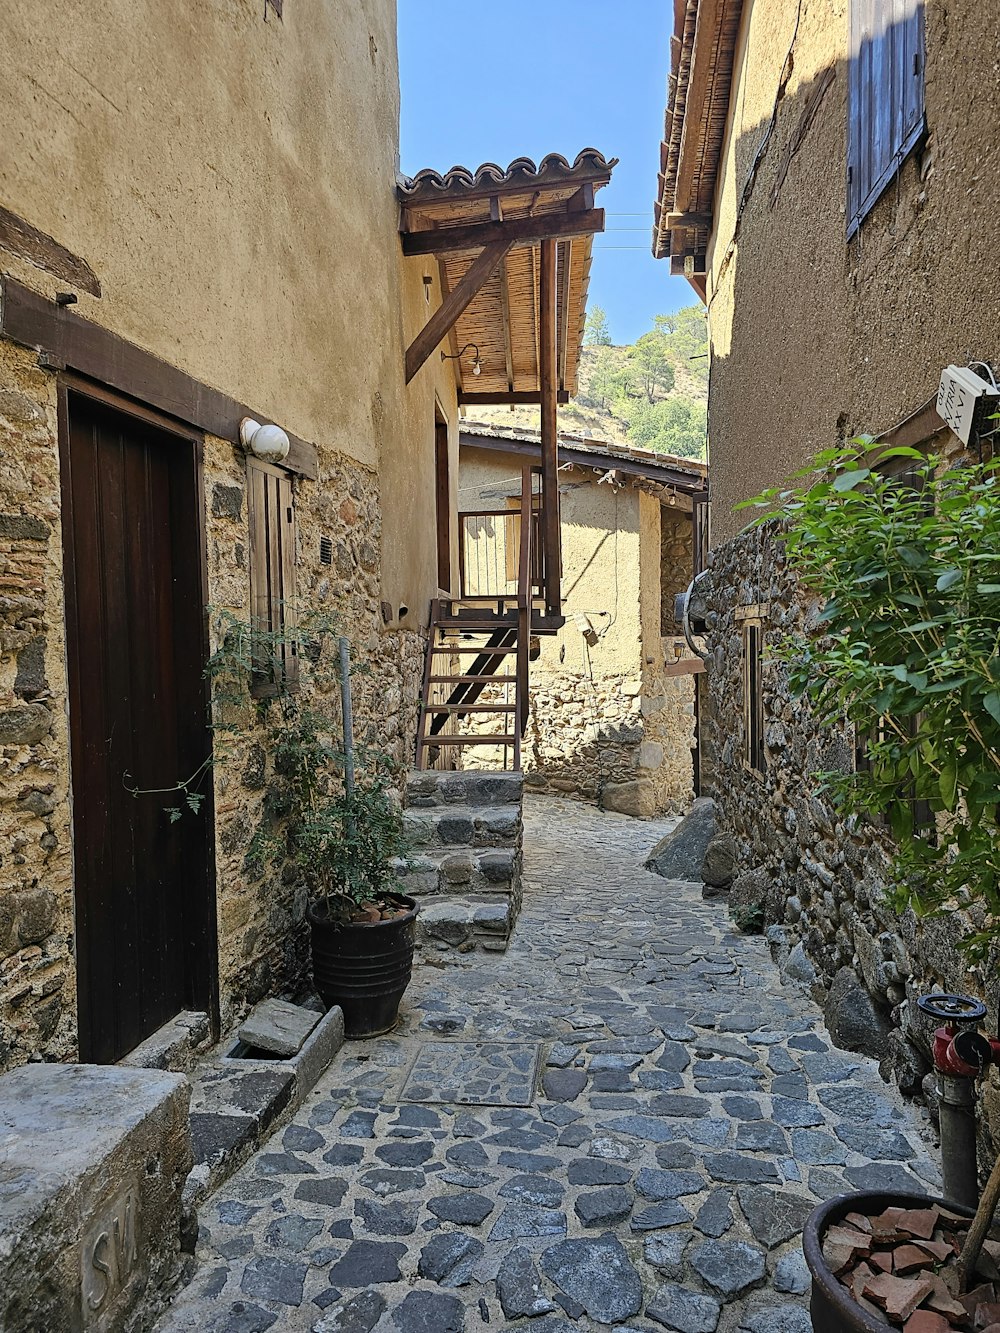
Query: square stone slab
401,1041,541,1107
238,999,320,1057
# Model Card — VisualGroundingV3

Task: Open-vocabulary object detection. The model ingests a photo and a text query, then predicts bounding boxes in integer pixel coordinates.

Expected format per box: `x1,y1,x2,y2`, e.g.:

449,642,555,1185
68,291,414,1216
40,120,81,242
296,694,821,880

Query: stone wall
660,510,693,634
0,337,426,1070
702,522,1000,1133
0,342,76,1072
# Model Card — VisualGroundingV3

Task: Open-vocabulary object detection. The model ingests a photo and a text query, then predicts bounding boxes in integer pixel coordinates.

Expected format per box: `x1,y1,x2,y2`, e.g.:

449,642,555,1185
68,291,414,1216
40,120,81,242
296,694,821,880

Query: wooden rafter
557,240,571,393
405,240,512,384
401,208,605,258
459,390,570,405
499,256,515,394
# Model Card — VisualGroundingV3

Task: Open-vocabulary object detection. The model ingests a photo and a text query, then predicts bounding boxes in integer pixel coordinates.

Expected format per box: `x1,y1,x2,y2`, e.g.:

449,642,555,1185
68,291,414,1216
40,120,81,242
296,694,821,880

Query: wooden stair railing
416,465,536,771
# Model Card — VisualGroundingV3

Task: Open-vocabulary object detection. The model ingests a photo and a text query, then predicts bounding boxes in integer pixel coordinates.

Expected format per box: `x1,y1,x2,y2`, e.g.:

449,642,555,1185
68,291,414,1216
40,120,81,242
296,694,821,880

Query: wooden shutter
247,458,298,694
744,622,765,773
847,0,926,237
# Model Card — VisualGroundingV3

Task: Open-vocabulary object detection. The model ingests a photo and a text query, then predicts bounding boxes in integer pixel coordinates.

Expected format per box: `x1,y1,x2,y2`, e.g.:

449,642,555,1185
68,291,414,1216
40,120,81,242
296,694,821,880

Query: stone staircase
398,769,524,953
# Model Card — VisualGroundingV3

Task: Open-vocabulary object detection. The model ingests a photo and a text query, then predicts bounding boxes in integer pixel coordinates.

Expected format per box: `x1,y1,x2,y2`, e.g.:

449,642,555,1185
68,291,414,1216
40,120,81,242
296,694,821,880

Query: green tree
586,345,637,410
621,397,707,458
584,304,612,346
627,329,676,403
655,306,709,387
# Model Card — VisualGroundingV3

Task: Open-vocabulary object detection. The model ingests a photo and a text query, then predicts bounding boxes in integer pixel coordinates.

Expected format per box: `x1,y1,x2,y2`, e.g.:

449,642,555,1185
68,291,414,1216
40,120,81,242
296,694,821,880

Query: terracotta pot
308,893,419,1039
803,1190,975,1332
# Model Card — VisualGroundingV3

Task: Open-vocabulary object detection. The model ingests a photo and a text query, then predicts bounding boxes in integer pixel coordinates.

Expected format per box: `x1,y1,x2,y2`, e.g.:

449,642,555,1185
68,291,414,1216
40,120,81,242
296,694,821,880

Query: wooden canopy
652,0,746,296
399,151,616,400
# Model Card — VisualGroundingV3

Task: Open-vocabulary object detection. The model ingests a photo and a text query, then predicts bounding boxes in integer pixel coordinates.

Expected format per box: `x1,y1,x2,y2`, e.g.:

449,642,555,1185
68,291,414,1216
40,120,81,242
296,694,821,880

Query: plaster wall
705,0,1000,542
0,0,402,473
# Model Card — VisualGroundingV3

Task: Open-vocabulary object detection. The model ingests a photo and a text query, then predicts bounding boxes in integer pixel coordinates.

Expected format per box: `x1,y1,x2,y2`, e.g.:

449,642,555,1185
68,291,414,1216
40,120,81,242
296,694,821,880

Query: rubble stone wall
0,338,425,1070
703,521,1000,1138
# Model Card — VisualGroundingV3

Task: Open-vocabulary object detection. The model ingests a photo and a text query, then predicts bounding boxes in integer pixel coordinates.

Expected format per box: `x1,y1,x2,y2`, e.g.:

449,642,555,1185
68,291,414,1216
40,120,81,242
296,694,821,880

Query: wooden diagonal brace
405,239,512,384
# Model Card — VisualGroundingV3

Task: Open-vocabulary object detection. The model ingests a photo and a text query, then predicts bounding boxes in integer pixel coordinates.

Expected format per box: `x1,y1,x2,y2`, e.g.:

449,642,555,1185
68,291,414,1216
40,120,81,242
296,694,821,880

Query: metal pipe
938,1074,979,1209
338,636,355,798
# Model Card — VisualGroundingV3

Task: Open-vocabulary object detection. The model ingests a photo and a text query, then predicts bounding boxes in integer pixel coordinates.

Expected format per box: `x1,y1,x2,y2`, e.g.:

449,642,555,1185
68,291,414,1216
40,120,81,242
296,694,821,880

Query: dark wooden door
61,390,215,1063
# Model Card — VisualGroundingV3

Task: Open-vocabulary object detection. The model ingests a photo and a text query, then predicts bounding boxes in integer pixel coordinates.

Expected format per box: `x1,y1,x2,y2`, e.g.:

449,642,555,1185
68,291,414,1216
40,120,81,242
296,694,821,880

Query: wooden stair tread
431,645,516,655
421,734,518,746
423,703,516,713
429,674,516,683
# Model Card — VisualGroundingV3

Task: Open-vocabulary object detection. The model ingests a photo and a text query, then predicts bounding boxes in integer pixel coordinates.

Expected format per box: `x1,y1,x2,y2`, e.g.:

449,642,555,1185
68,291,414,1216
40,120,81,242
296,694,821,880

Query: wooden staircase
416,601,528,770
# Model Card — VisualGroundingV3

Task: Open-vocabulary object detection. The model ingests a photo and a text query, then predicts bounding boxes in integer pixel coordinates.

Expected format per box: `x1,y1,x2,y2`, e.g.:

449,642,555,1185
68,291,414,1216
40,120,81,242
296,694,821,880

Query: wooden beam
459,430,706,490
539,237,560,620
459,390,570,406
0,277,318,478
662,211,713,229
405,240,512,384
499,256,515,394
0,206,101,297
436,257,461,363
557,241,571,393
402,208,605,257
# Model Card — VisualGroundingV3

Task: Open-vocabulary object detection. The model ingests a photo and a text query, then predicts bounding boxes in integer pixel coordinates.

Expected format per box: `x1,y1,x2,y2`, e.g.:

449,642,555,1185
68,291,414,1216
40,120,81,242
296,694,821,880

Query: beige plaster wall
704,0,1000,543
1,0,403,472
458,445,694,814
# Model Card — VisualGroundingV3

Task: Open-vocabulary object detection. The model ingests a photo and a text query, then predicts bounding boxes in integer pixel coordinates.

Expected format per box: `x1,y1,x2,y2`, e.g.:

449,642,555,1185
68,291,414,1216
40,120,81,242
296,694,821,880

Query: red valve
931,1024,999,1078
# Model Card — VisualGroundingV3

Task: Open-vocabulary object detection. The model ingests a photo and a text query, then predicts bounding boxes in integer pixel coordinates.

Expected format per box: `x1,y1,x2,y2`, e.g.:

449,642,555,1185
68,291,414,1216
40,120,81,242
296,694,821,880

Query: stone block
121,1011,211,1073
0,514,49,541
645,797,716,877
0,1063,191,1333
479,849,516,882
824,965,891,1061
0,703,52,746
702,833,736,887
14,636,48,699
603,779,657,819
239,998,320,1057
637,741,664,771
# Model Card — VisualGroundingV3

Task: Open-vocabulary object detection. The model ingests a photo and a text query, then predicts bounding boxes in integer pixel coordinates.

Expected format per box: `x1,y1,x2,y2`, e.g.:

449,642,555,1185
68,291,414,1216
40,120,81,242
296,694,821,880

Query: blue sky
397,1,694,346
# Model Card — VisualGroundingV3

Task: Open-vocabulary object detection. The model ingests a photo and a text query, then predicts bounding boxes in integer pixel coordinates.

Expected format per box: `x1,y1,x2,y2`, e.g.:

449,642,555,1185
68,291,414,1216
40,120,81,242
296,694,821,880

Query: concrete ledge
0,1063,191,1333
183,1005,345,1212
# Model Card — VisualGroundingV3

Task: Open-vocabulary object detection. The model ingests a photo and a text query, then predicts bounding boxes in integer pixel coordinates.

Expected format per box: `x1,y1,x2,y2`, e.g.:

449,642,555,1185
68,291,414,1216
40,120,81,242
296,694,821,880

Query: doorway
60,388,216,1063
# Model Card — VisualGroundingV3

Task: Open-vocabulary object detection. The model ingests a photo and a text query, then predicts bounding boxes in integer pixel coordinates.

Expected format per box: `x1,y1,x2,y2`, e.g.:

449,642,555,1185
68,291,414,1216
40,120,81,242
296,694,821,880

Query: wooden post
539,238,560,619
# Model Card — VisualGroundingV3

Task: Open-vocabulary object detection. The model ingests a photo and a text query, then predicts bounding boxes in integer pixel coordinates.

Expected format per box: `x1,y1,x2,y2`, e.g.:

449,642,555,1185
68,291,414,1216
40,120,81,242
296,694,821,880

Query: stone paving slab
156,795,941,1333
401,1041,541,1107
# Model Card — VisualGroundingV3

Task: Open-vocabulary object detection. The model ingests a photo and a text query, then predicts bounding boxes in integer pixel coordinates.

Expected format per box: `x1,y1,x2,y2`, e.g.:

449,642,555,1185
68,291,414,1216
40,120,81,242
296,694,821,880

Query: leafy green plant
745,442,1000,955
732,903,766,935
207,609,408,924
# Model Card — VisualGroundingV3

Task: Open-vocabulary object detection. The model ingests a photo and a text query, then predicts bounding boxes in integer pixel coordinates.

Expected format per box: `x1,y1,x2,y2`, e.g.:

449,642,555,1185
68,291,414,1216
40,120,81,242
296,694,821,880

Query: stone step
182,1003,345,1217
415,896,515,953
406,769,524,809
393,846,520,898
403,802,521,850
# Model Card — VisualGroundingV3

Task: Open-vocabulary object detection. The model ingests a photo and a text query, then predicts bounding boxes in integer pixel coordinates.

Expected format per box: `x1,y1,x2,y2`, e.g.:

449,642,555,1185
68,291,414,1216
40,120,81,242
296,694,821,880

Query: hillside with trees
464,304,709,460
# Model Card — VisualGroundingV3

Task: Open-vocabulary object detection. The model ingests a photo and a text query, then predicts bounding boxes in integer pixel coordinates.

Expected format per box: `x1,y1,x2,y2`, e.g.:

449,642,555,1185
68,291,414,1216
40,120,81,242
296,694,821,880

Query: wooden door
434,420,451,591
60,389,216,1063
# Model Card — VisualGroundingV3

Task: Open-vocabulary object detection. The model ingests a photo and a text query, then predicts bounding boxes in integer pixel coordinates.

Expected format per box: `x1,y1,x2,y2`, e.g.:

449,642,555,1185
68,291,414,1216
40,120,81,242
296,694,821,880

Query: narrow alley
157,797,940,1333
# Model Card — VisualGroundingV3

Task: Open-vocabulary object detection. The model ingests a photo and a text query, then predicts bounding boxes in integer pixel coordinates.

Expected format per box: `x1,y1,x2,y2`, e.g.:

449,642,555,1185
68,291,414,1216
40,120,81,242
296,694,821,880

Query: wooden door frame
57,373,220,1051
434,411,452,593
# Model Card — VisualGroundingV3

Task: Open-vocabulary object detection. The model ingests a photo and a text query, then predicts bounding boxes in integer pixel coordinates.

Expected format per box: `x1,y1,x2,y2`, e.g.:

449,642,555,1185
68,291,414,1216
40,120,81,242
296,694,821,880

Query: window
247,458,298,694
847,0,926,238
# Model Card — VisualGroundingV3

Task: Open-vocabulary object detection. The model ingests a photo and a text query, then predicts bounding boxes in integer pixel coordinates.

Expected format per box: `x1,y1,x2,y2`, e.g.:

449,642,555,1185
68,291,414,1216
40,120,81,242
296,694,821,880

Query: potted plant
209,612,419,1039
747,442,1000,1329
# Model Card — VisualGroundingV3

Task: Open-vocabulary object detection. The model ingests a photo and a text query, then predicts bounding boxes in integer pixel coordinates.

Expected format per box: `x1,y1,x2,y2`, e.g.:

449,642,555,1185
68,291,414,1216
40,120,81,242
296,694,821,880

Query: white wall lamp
240,417,291,464
441,343,483,376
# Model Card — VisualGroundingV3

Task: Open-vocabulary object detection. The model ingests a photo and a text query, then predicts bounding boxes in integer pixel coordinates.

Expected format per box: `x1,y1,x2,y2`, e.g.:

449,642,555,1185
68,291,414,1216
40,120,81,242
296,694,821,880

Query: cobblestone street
158,796,942,1333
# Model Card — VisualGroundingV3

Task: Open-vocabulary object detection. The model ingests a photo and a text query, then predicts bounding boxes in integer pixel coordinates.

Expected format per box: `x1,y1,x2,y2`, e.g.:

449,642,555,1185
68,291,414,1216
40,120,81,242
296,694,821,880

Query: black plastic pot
308,894,419,1039
803,1190,975,1332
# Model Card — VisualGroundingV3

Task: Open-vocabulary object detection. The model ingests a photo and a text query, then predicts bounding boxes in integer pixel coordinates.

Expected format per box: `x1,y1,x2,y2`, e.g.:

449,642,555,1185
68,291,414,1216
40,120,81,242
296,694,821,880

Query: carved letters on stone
80,1185,141,1328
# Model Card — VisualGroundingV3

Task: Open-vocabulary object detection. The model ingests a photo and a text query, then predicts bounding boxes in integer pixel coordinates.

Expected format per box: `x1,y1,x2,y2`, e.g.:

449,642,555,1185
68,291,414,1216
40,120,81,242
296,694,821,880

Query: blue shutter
847,0,926,237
